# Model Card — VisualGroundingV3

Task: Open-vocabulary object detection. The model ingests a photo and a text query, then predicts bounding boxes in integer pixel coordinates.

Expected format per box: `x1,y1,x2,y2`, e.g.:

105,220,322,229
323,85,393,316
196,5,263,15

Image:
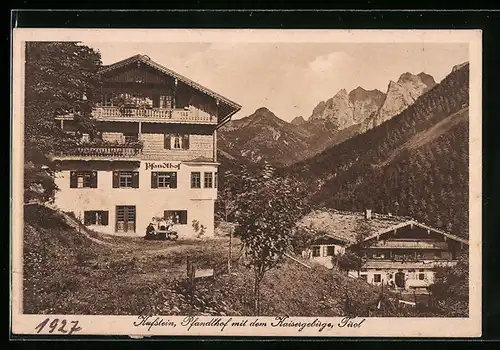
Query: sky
83,42,469,122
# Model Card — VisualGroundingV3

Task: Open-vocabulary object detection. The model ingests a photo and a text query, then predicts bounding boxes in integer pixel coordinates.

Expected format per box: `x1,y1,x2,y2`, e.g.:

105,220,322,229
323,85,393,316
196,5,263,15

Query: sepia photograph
11,29,482,337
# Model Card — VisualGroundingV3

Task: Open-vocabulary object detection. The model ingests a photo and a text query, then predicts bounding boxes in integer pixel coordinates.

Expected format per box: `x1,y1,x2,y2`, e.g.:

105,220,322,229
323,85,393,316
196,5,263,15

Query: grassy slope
23,204,381,316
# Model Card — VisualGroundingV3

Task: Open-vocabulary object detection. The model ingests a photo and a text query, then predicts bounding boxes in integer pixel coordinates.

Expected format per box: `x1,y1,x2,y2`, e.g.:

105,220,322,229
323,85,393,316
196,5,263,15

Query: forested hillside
286,63,470,237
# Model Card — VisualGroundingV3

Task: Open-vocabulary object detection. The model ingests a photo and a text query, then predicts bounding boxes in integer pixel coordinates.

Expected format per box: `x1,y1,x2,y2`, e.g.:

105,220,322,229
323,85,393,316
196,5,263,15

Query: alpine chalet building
52,54,241,237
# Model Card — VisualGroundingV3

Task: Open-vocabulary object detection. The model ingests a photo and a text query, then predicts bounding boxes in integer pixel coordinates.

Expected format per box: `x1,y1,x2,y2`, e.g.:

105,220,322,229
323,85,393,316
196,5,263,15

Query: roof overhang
99,54,242,126
362,220,469,245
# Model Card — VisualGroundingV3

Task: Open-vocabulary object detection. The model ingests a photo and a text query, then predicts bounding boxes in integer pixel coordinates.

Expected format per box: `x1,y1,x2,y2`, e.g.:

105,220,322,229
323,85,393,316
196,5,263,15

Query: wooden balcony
90,106,217,124
363,260,458,269
53,144,142,161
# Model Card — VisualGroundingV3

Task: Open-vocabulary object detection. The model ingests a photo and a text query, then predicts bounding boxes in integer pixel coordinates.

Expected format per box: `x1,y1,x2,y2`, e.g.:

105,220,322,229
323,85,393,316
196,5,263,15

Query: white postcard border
11,28,482,338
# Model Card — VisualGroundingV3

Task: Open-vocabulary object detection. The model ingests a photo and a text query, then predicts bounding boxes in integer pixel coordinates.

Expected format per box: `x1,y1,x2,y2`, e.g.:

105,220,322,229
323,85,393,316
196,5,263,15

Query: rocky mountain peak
291,116,306,126
452,61,469,72
253,107,277,119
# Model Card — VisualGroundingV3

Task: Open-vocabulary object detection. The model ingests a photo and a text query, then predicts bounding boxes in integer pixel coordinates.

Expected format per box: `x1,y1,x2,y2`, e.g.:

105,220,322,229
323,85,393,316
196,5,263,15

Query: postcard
11,28,482,337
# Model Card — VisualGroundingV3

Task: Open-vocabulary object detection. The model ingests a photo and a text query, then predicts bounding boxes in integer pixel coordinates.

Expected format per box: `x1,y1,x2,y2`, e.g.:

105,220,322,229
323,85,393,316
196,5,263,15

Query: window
204,172,213,188
360,274,368,282
116,206,136,233
70,171,97,188
326,246,335,256
374,274,382,283
164,210,188,225
113,171,139,188
191,172,201,188
164,134,190,150
84,211,109,226
120,172,133,187
174,134,182,149
123,133,138,143
151,172,177,188
419,273,425,280
312,246,320,257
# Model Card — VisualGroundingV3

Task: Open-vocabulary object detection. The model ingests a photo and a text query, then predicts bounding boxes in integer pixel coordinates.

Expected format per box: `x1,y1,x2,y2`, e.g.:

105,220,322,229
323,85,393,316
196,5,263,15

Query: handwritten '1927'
34,318,82,335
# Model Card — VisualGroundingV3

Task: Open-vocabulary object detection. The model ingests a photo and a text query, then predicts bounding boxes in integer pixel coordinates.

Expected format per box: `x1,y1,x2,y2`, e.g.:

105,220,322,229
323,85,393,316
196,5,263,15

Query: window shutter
101,211,109,226
182,134,190,149
171,172,177,188
70,171,77,188
112,171,120,188
215,172,218,188
84,211,91,225
164,134,171,149
91,171,98,188
180,210,187,224
132,172,139,188
151,172,158,188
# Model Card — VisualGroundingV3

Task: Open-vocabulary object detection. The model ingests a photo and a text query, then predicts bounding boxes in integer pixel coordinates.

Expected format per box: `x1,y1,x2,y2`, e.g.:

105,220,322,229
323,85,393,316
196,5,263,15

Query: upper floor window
70,171,97,188
112,171,139,188
191,172,201,188
123,133,139,144
164,134,190,150
151,171,177,189
204,172,213,188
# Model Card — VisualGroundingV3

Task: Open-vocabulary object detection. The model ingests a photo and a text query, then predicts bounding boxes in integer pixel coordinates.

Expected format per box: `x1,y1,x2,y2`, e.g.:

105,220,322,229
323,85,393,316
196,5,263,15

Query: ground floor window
326,246,335,256
373,274,382,283
312,246,320,257
418,273,425,280
84,210,109,226
164,210,188,224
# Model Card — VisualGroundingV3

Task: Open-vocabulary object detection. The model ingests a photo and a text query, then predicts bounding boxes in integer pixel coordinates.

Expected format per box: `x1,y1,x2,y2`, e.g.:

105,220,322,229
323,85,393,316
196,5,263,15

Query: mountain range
286,62,470,236
217,61,470,237
219,70,437,166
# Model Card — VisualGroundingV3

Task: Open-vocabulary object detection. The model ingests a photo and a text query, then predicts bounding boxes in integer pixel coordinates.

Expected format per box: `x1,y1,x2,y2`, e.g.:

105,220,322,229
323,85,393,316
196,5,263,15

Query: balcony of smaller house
52,137,143,161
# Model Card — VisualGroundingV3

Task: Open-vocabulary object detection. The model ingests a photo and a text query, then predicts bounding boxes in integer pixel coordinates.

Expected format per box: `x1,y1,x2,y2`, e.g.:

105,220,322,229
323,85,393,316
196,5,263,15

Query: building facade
52,54,241,238
352,220,468,291
300,209,469,291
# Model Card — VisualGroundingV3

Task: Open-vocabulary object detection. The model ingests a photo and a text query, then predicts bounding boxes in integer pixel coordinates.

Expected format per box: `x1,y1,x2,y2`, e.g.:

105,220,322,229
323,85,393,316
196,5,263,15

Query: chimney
365,209,372,220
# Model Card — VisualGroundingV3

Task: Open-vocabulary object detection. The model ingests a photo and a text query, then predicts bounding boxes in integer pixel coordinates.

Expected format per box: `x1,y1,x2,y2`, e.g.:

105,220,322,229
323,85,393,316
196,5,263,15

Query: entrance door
116,206,136,233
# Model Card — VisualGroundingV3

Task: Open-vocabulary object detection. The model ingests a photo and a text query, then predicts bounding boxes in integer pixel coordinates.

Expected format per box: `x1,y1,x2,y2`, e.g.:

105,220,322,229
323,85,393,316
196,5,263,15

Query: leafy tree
24,42,102,202
429,251,469,317
333,250,363,275
233,164,307,314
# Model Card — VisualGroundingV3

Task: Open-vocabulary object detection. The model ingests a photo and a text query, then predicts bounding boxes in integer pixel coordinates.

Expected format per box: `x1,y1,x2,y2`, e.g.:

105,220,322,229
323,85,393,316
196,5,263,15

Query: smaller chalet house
299,209,469,291
301,234,349,269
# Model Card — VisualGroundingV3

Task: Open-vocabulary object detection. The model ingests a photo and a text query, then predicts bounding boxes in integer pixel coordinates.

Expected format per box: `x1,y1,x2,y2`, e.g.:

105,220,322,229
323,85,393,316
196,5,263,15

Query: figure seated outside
145,222,156,237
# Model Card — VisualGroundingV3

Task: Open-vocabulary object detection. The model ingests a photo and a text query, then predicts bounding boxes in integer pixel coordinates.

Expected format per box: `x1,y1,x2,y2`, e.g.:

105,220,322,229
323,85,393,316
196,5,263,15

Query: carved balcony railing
90,106,217,124
53,144,143,160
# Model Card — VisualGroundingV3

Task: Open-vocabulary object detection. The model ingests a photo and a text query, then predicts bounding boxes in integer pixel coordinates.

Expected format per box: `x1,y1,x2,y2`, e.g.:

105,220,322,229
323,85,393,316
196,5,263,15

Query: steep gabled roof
297,209,409,245
99,54,242,111
298,209,469,247
362,220,469,245
311,234,350,246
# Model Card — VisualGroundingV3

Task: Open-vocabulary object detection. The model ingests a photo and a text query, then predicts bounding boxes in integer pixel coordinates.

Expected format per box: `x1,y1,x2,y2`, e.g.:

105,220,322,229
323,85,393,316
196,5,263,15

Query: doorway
116,205,136,233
